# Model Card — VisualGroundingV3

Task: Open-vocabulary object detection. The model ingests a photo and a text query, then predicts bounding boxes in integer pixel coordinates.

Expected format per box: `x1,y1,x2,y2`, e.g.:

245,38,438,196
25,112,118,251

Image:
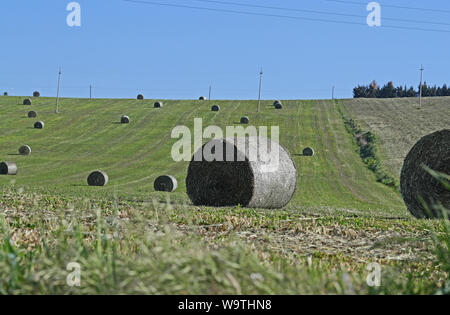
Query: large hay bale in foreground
211,105,220,112
400,129,450,219
121,115,130,124
154,175,178,192
303,147,315,156
154,101,163,108
199,96,207,101
28,110,37,118
0,162,17,175
240,116,249,124
34,121,44,129
23,99,32,105
19,145,31,156
137,94,144,100
186,137,297,208
33,91,40,97
87,171,109,187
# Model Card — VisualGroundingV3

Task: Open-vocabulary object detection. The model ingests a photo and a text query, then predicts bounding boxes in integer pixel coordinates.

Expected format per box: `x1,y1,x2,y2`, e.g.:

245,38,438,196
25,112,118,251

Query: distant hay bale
154,175,178,192
33,91,40,97
137,94,144,100
240,116,249,124
275,103,283,109
19,145,31,156
186,137,297,208
23,99,32,105
211,105,220,112
154,101,163,108
199,96,207,101
3,92,7,96
303,147,315,156
0,162,17,175
34,121,44,129
121,115,130,124
274,100,282,106
87,171,109,187
28,111,37,118
400,129,450,219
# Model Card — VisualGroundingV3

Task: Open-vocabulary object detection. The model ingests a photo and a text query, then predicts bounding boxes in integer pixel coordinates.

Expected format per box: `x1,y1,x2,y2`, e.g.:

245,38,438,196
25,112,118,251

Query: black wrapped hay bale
211,105,220,112
400,129,450,219
303,147,315,156
33,91,40,97
19,145,31,156
137,94,144,100
275,103,283,110
186,137,297,208
0,162,17,175
154,175,178,192
28,110,37,118
154,101,163,108
273,100,282,106
121,115,130,124
87,171,109,187
34,121,44,129
4,92,8,96
199,96,207,101
23,99,32,105
240,116,249,124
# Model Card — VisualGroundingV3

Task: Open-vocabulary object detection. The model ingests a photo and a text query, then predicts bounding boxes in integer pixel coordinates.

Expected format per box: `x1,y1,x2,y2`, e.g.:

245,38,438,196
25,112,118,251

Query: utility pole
90,85,92,100
209,85,212,100
419,65,424,109
257,68,263,112
332,86,335,100
55,67,62,113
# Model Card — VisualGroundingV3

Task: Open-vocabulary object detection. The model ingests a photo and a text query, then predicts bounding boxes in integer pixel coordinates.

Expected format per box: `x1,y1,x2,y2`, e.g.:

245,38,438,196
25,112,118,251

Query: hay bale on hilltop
0,162,17,175
23,99,32,105
199,96,207,101
154,175,178,192
33,91,40,97
400,129,450,219
186,137,297,208
303,147,315,156
34,121,44,129
28,111,37,118
154,101,163,108
121,115,130,124
19,145,31,156
240,116,249,124
87,171,109,186
211,105,220,112
137,94,144,100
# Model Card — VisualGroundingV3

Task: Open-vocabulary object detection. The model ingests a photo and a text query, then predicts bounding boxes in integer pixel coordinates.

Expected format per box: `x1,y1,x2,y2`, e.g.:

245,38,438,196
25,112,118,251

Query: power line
121,0,450,33
326,0,450,14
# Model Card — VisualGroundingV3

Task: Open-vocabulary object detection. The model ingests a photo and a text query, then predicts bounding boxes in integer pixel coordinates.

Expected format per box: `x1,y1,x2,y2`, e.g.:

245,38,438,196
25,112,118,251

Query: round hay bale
19,145,31,156
400,129,450,219
240,116,249,124
87,171,109,187
154,101,163,108
211,105,220,112
3,92,7,96
23,99,32,106
0,161,18,175
273,100,282,106
303,147,315,156
275,103,283,110
186,137,297,208
154,175,178,192
199,96,207,101
137,94,144,100
121,115,130,124
28,110,37,118
33,91,40,97
34,121,44,129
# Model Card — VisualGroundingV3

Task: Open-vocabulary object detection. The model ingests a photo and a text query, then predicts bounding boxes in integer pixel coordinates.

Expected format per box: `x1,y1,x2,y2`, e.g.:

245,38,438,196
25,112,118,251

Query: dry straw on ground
154,101,163,108
34,121,44,129
303,147,315,156
211,105,220,112
87,171,109,186
28,111,37,118
23,99,32,105
154,175,178,192
400,129,450,219
19,145,31,156
186,137,298,208
121,115,130,124
240,116,249,124
0,162,17,175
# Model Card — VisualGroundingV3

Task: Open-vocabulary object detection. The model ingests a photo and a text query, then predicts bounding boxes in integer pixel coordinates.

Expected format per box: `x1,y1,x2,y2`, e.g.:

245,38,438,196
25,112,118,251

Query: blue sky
0,0,449,99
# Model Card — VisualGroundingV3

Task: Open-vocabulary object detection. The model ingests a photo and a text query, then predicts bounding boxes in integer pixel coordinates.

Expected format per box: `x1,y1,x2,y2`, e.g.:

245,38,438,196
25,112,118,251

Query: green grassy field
0,95,448,294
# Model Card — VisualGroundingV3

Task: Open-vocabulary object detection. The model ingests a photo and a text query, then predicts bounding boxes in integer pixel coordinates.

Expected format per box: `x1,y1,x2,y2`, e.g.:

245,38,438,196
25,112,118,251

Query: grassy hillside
0,95,447,294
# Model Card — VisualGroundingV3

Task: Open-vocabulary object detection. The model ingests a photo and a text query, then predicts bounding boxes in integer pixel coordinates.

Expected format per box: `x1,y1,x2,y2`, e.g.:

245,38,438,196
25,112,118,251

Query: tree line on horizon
353,81,450,98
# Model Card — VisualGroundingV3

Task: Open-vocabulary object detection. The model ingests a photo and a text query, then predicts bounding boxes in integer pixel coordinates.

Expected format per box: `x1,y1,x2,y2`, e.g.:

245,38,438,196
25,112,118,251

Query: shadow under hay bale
34,121,44,129
211,105,220,112
23,99,32,105
154,101,163,108
28,111,37,118
199,96,207,101
87,171,109,187
154,175,178,192
186,137,297,209
0,162,17,175
240,116,249,124
121,115,130,124
19,145,31,156
33,91,40,97
400,129,450,219
303,147,315,156
137,94,144,100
